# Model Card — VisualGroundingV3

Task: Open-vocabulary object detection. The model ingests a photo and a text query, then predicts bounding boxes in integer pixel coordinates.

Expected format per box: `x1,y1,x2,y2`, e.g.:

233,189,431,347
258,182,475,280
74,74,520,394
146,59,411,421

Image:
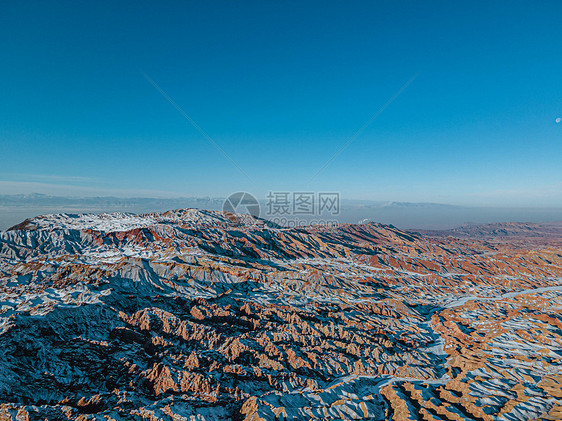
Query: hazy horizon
1,192,560,231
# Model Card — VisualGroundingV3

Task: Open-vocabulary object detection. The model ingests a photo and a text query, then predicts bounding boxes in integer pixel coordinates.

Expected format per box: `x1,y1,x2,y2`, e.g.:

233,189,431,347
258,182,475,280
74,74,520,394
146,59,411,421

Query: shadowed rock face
0,209,560,420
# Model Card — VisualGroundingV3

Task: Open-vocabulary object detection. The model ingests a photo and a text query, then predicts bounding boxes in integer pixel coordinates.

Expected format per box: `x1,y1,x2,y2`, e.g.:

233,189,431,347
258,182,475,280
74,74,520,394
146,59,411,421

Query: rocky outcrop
0,209,560,420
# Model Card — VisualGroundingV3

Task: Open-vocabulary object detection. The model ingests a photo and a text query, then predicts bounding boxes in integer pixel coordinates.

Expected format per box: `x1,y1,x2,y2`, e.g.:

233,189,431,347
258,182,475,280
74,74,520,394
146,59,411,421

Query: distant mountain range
0,194,561,231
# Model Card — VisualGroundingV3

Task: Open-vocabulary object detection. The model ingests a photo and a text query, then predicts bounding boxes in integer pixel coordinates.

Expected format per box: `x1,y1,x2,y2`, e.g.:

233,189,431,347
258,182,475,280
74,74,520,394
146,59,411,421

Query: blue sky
1,1,561,206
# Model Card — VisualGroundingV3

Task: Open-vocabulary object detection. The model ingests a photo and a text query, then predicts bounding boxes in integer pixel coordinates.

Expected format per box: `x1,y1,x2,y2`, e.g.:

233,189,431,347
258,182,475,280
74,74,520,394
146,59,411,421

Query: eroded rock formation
0,210,560,420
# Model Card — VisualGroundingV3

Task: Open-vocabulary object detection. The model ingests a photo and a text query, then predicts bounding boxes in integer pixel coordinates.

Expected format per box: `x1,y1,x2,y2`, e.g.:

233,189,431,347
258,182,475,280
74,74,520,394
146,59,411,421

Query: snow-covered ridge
8,208,273,233
0,210,561,420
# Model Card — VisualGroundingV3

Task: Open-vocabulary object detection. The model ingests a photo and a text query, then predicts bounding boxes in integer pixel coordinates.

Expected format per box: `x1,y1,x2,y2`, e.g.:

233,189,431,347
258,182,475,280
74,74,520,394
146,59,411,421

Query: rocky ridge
0,209,560,420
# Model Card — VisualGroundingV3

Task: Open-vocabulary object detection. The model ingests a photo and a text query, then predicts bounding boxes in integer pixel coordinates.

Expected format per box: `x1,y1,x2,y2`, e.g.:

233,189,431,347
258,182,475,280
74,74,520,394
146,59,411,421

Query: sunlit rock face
0,210,560,420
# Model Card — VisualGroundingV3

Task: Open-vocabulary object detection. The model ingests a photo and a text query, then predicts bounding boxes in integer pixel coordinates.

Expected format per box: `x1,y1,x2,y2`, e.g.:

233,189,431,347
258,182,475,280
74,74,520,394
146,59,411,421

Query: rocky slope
0,210,560,420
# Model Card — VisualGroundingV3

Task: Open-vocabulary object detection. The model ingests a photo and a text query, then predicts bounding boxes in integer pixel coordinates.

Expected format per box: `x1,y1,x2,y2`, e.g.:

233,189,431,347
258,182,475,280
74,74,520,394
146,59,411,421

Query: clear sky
1,1,561,206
